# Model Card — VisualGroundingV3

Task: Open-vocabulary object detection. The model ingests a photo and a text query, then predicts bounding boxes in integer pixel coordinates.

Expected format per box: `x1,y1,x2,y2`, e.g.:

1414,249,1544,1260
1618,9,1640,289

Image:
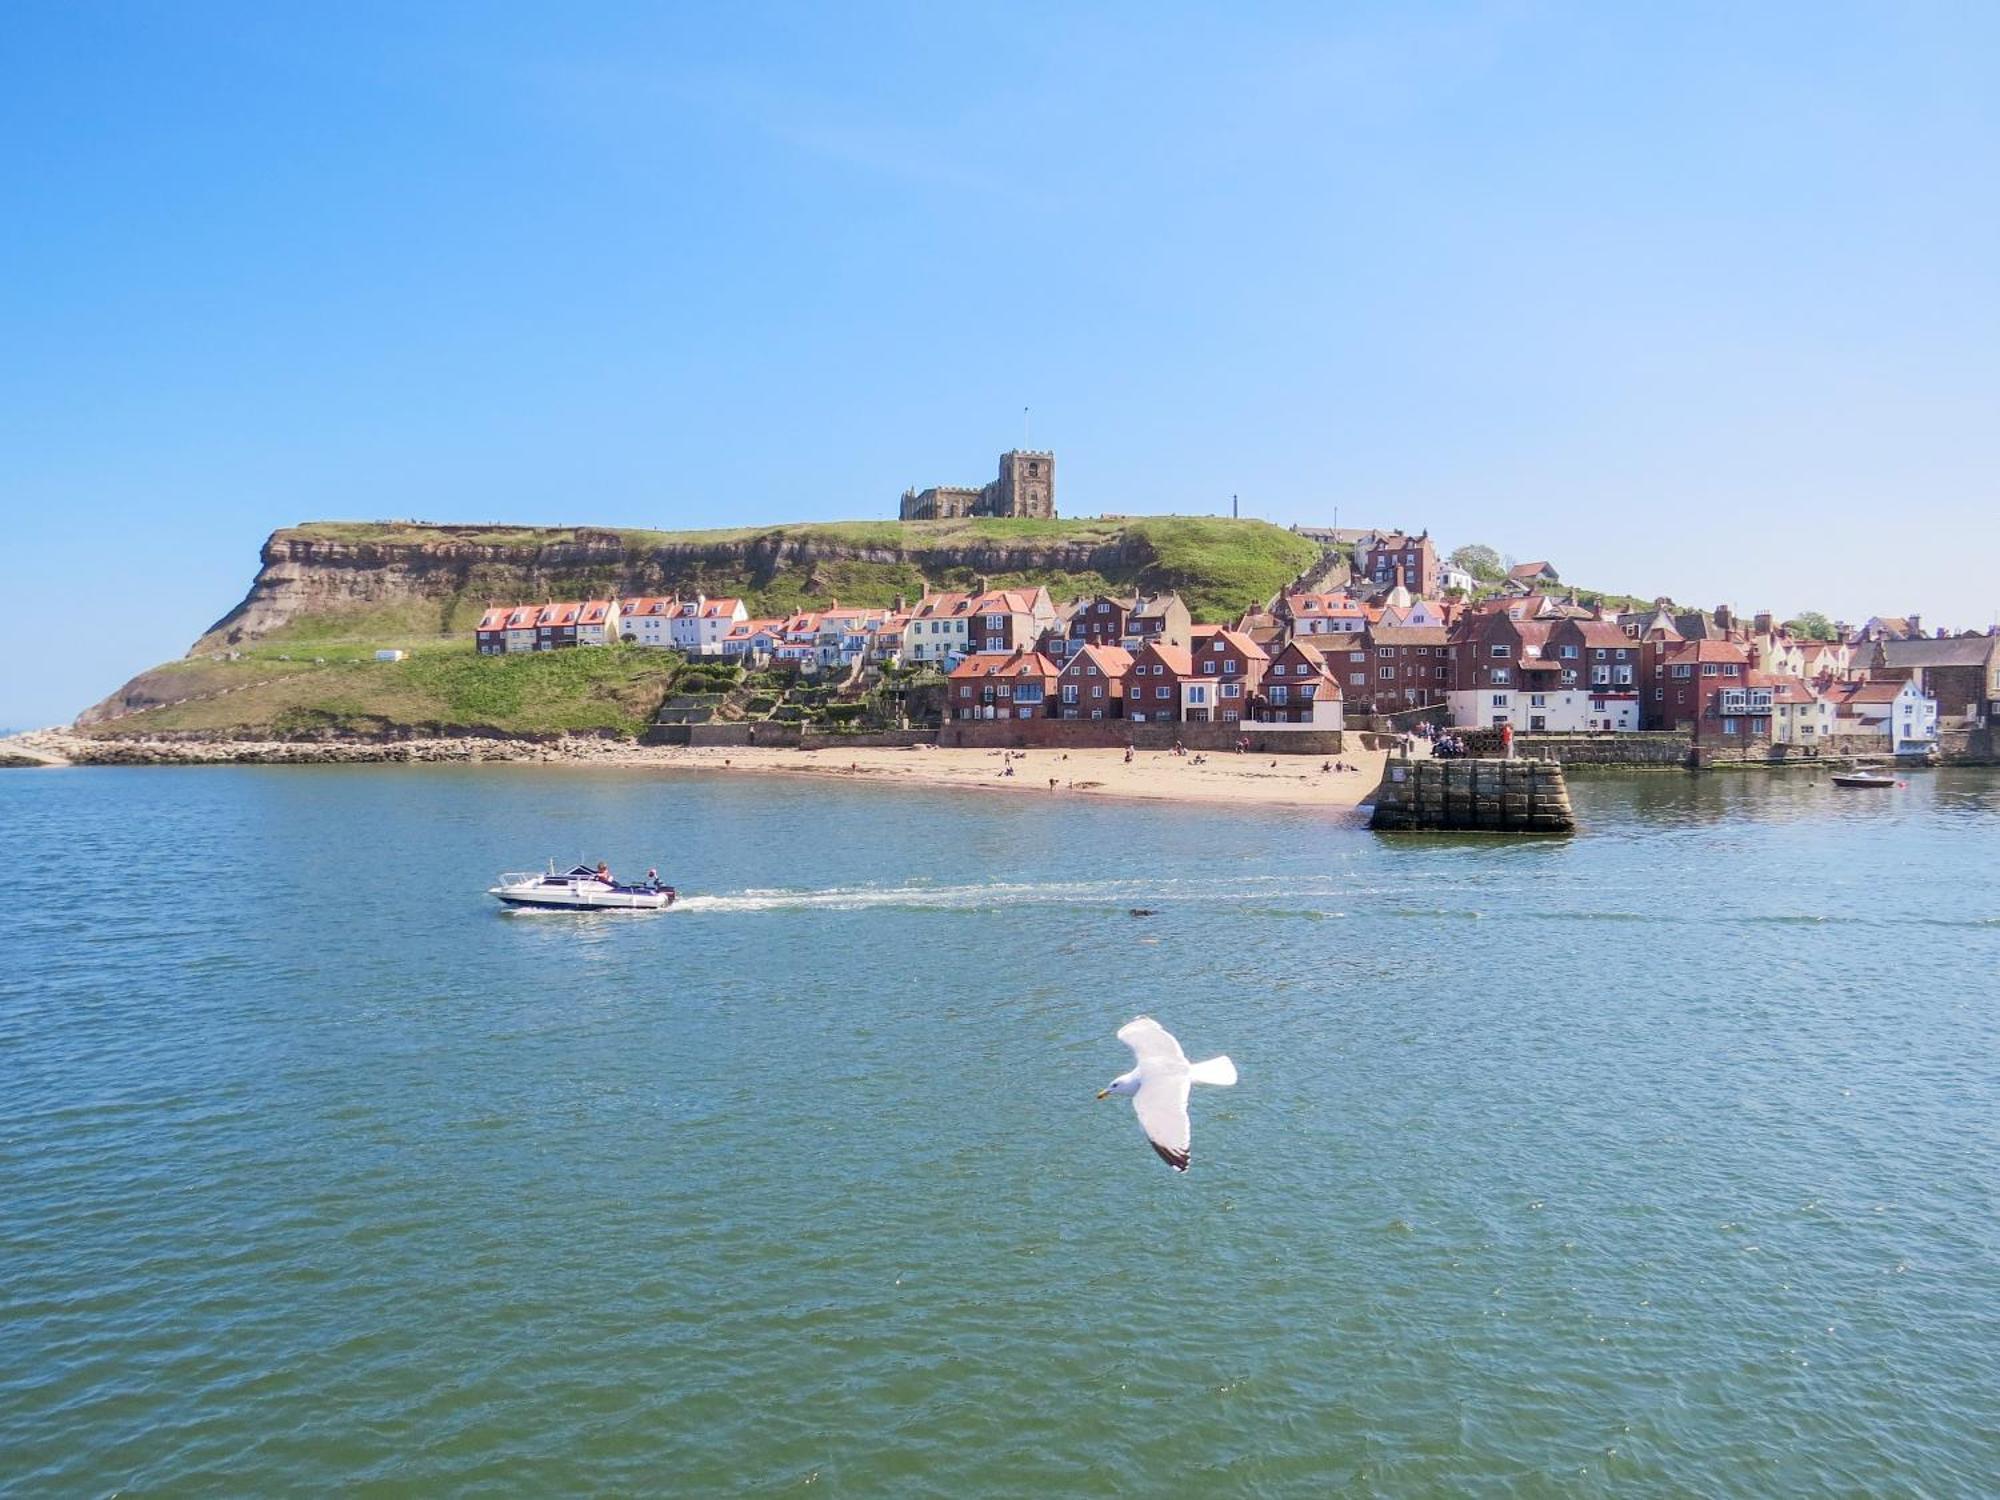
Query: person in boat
595,861,614,885
646,868,661,889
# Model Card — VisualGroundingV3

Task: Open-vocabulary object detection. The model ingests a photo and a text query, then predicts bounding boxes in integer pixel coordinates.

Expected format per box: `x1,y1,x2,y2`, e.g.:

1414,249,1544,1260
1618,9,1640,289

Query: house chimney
1909,614,1921,636
1715,604,1733,631
894,593,908,611
1754,611,1774,635
1748,644,1762,669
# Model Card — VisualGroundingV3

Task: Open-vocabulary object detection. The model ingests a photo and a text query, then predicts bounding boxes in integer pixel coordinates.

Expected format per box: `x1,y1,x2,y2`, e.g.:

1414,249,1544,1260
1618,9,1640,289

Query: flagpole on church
1022,406,1029,449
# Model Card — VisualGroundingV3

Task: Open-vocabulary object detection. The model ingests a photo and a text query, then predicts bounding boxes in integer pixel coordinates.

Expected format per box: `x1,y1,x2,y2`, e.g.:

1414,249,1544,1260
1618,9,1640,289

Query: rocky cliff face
194,524,1159,650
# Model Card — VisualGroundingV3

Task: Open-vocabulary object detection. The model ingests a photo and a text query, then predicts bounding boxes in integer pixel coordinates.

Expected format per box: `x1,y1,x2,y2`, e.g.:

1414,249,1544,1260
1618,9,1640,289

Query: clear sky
5,2,1998,725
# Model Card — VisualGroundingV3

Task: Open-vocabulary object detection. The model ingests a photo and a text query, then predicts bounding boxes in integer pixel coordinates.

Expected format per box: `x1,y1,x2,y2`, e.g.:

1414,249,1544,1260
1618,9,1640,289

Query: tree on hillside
1784,611,1836,641
1449,543,1505,582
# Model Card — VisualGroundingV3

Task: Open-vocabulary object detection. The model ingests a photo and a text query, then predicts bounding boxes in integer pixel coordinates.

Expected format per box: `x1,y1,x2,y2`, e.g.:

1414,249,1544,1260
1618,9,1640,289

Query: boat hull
489,885,677,911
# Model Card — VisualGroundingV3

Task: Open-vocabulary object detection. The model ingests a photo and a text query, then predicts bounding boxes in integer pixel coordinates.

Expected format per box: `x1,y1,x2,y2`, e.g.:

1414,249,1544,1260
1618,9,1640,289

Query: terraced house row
469,553,1994,757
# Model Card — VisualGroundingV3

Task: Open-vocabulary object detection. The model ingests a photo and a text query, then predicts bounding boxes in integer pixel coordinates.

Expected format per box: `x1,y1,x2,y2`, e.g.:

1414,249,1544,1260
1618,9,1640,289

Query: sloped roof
1876,636,1995,669
1060,644,1134,678
1367,625,1449,648
1132,642,1194,675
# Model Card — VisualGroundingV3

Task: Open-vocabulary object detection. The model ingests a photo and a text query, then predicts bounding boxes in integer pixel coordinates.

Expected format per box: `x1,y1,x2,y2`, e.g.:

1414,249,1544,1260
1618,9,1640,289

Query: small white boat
489,862,678,911
1831,772,1899,789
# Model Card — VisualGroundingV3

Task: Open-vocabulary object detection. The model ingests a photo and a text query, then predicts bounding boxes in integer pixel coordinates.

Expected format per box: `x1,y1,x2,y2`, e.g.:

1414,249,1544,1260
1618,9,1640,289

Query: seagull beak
1095,1089,1109,1100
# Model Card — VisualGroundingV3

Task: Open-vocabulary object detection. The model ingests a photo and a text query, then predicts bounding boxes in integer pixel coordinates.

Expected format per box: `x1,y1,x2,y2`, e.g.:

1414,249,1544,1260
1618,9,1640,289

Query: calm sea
2,766,1997,1495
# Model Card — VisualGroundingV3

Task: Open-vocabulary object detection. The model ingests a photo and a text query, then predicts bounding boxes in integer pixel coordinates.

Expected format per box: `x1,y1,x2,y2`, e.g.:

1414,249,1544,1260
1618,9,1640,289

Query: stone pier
1368,756,1575,834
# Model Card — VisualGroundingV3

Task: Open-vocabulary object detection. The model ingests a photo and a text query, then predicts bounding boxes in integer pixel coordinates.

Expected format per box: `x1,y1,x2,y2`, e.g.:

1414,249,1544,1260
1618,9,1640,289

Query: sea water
2,765,1997,1494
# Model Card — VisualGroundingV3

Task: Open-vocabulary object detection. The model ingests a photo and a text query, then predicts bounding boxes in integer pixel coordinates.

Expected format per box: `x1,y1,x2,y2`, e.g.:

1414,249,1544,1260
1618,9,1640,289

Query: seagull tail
1189,1055,1237,1087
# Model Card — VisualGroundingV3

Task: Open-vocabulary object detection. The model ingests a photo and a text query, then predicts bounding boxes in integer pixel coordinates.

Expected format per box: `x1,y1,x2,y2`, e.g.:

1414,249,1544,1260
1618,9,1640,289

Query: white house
620,596,679,648
906,592,973,667
668,596,707,652
1439,563,1477,595
1763,677,1837,746
1833,678,1937,753
1283,593,1369,636
1447,687,1639,732
696,597,748,654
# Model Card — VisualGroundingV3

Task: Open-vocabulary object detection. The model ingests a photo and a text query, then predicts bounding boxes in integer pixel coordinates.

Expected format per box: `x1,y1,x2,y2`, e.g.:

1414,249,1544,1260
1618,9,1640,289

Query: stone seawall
1939,726,1998,765
1369,757,1575,834
1518,732,1691,767
645,724,940,750
940,720,1347,755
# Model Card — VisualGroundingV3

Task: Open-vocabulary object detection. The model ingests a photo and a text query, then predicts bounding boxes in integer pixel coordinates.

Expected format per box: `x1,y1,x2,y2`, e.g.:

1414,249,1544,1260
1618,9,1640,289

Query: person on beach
1500,722,1515,759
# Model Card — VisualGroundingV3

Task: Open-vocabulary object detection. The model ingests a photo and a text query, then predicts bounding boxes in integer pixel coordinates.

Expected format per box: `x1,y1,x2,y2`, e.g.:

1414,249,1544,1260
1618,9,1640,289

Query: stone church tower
900,449,1058,520
993,450,1055,518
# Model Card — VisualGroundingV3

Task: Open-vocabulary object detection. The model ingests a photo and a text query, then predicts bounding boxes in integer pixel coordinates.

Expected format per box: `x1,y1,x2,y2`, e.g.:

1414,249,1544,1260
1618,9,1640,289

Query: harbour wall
1369,757,1575,834
940,721,1348,755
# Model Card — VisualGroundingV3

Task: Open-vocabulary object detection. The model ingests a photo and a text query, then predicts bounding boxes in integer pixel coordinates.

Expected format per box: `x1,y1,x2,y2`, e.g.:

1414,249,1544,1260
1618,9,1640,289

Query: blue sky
4,2,1997,725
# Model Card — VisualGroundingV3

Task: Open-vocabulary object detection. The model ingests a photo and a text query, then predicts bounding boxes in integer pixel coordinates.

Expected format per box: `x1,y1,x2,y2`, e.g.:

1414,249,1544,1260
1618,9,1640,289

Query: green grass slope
87,642,684,740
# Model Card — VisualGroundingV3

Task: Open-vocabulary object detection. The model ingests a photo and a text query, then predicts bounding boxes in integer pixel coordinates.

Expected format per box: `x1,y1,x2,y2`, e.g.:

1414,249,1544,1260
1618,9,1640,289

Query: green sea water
2,765,1997,1495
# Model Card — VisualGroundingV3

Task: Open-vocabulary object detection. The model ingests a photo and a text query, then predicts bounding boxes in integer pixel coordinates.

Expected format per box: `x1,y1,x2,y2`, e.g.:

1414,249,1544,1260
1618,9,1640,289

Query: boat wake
667,874,1356,916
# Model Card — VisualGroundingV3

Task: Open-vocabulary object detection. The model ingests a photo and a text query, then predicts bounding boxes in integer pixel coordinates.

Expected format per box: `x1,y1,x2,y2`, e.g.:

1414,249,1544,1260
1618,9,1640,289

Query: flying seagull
1097,1016,1237,1171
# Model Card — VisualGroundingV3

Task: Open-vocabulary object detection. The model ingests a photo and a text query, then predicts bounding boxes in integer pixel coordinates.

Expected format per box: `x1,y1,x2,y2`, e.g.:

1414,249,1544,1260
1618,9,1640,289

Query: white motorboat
489,862,678,911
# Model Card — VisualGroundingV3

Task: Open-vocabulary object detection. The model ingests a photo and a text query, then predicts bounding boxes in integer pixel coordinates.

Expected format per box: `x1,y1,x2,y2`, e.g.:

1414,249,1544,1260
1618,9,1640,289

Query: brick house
1870,634,2000,726
1068,595,1133,651
1361,532,1440,597
947,648,1062,720
1653,639,1767,745
1123,642,1192,724
966,587,1058,655
1055,644,1133,719
1125,593,1193,653
1255,639,1343,726
1354,624,1451,712
1445,612,1551,727
1182,627,1268,723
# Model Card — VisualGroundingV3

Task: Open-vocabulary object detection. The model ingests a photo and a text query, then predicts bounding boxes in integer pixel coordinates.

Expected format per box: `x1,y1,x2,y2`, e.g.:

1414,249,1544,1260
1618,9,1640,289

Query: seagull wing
1132,1072,1193,1172
1117,1016,1189,1071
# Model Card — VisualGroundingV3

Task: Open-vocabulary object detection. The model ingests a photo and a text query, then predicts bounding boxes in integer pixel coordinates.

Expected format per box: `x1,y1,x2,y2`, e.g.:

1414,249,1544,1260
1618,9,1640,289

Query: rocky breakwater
1,729,646,768
1368,756,1575,834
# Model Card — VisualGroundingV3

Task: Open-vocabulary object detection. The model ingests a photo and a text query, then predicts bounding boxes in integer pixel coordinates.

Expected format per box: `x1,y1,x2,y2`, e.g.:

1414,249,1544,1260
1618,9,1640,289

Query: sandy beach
3,730,1390,810
636,743,1389,808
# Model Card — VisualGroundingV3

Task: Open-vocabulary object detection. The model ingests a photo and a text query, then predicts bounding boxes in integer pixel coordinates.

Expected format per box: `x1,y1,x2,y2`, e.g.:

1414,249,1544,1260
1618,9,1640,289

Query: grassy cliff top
280,513,1292,551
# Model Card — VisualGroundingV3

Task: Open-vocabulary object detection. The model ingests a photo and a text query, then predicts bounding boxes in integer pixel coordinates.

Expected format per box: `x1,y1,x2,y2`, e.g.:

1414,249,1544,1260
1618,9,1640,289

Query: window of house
1491,645,1509,657
1701,665,1717,677
1379,667,1394,680
1492,694,1509,707
1723,717,1739,734
1560,645,1577,659
1203,661,1217,675
1351,672,1366,686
